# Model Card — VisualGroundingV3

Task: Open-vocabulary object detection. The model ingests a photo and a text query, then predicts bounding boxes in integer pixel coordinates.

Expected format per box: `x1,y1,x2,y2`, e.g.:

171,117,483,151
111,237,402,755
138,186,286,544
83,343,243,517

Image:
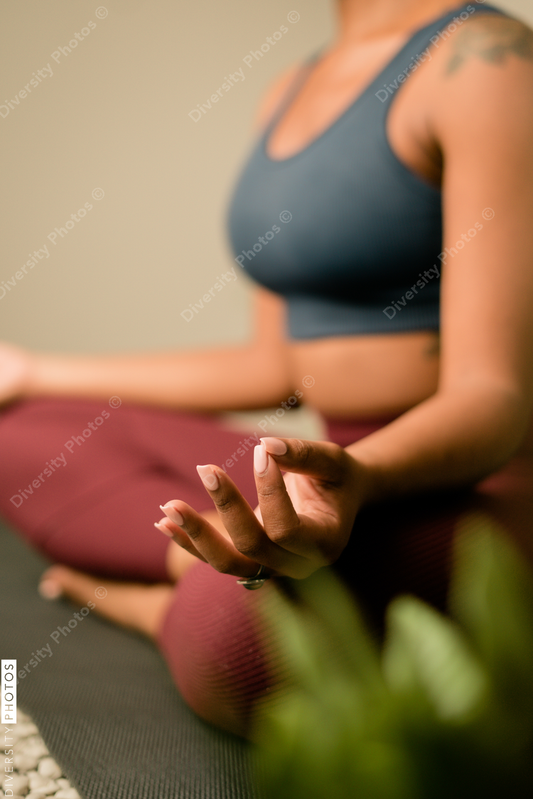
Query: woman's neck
334,0,467,46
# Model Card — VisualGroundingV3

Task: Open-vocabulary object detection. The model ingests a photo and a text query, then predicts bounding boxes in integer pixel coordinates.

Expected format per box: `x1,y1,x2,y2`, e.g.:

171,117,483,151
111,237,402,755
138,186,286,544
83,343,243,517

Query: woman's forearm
25,343,295,412
348,384,531,506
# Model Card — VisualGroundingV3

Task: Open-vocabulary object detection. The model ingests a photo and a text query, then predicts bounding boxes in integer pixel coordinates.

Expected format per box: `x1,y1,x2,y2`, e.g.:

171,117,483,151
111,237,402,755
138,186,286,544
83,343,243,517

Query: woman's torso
231,3,533,451
263,17,450,415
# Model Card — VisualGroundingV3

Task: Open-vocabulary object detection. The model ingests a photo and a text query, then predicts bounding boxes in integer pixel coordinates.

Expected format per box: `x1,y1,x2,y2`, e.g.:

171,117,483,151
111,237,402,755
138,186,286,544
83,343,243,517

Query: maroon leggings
1,398,533,735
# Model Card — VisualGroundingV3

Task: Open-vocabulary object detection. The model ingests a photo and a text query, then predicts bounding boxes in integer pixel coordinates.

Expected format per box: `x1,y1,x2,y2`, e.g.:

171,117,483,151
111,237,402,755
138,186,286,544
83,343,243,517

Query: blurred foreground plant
254,515,533,799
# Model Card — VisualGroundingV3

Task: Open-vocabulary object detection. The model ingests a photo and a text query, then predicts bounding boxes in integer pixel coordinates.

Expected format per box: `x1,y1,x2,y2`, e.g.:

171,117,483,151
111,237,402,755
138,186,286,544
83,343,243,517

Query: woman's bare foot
39,565,174,641
37,514,227,638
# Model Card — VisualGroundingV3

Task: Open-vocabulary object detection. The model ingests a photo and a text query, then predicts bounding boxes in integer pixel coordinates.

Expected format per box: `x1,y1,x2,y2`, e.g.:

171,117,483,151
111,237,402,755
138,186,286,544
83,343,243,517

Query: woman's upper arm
430,15,533,416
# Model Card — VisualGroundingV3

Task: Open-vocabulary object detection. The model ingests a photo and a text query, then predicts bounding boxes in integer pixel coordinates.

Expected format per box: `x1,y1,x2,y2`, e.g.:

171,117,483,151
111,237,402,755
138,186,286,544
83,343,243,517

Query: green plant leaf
383,595,488,721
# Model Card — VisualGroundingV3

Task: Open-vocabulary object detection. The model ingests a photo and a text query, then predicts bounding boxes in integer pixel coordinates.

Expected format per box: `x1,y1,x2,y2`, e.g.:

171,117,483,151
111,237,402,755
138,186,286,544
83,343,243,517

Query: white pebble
28,775,57,795
28,775,48,790
13,754,39,772
26,794,47,799
37,759,62,780
13,723,39,739
54,790,81,799
8,774,29,795
55,781,71,790
23,740,50,760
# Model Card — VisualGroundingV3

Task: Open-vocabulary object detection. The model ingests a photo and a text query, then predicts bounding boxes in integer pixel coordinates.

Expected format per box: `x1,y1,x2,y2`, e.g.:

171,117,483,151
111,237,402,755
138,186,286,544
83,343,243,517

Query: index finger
260,437,351,486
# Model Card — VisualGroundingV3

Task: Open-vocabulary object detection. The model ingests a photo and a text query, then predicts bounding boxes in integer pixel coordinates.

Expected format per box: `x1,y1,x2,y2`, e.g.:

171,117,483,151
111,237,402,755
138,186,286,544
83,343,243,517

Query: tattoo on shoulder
445,16,533,76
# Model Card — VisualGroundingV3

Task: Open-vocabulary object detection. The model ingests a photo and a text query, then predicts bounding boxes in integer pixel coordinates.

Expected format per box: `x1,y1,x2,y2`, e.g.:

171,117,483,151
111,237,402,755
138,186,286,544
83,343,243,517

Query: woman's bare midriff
288,331,533,456
288,330,440,417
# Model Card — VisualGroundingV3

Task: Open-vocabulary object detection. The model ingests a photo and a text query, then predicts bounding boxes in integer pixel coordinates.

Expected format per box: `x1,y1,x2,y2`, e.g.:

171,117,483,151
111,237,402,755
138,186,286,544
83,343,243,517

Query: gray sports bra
226,2,506,339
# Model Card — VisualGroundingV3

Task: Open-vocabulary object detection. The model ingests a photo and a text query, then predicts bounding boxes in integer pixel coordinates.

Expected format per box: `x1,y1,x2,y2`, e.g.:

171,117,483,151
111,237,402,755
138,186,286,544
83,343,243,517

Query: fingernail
154,521,174,537
260,437,287,455
196,465,220,490
254,444,269,475
38,579,63,600
160,504,185,526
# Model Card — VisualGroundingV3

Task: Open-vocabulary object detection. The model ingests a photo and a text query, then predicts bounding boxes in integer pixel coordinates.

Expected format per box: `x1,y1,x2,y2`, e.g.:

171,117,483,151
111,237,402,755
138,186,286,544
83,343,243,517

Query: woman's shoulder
441,9,533,76
423,9,533,144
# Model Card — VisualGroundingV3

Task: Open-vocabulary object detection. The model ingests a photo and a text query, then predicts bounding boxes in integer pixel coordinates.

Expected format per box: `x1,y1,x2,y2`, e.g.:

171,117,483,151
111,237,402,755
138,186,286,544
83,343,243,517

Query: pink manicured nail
260,437,287,455
38,579,62,600
154,522,174,537
196,465,220,490
160,504,185,526
254,444,269,475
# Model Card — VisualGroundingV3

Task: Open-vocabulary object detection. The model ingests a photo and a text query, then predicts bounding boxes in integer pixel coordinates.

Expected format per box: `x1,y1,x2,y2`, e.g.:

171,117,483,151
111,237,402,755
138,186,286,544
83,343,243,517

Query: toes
38,576,63,599
39,565,100,607
38,565,174,640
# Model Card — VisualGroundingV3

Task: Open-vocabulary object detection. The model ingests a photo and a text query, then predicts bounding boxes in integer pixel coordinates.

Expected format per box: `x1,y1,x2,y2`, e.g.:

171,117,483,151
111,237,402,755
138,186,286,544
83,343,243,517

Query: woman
1,0,533,737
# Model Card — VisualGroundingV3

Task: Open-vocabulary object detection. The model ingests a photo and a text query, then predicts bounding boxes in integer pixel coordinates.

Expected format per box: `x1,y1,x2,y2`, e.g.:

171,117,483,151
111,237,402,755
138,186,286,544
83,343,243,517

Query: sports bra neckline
262,1,498,166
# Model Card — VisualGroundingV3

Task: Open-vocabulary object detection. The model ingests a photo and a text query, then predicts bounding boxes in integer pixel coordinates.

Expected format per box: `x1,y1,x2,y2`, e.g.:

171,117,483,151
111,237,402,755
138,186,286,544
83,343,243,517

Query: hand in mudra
158,437,365,581
37,437,364,643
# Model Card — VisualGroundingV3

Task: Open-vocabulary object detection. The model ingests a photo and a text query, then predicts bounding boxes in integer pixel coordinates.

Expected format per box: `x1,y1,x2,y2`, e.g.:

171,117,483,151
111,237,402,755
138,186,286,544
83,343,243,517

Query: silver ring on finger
236,564,270,590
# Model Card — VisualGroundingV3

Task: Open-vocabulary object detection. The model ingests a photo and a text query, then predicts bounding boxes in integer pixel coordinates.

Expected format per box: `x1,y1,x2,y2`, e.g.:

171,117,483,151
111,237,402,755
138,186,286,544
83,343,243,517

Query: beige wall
1,0,532,355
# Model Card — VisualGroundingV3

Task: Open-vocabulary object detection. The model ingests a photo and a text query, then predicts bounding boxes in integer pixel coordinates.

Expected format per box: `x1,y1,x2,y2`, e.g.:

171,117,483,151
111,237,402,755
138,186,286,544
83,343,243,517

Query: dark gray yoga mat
0,522,260,799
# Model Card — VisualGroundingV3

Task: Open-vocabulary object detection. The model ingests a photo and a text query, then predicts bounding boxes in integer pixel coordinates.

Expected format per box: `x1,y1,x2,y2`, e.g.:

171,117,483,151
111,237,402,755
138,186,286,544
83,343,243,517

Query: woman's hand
157,437,367,581
0,342,35,406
